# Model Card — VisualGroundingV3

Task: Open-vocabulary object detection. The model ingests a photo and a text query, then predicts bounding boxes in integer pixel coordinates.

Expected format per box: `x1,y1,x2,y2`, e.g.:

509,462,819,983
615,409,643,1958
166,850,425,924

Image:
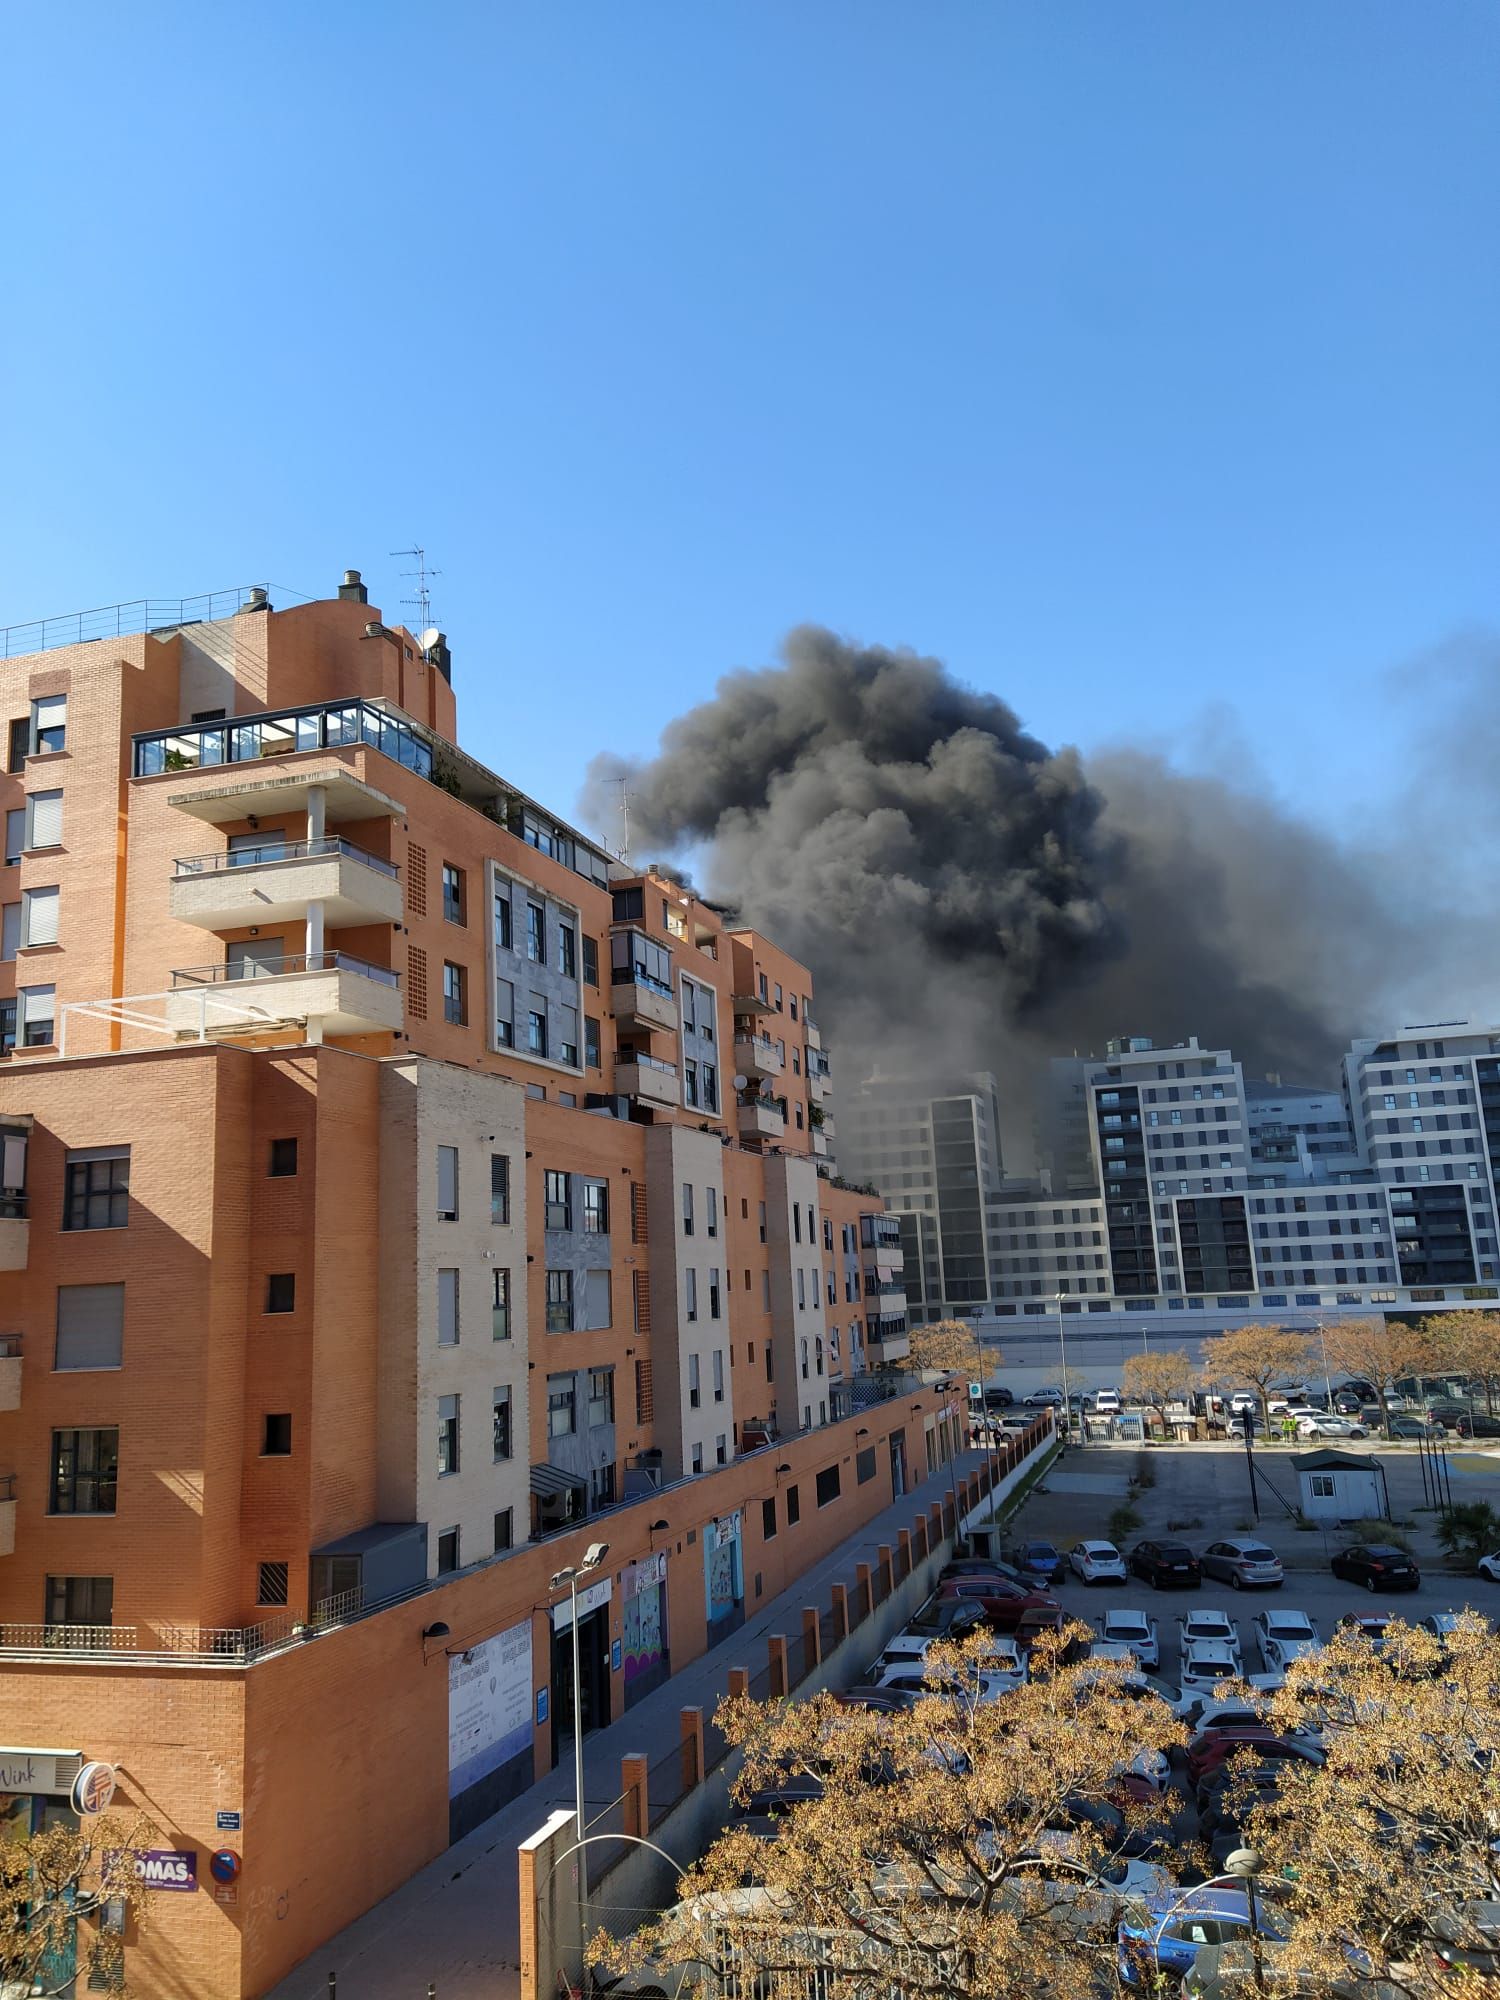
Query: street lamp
551,1541,610,1980
1223,1847,1266,1995
1053,1291,1080,1448
1314,1320,1334,1411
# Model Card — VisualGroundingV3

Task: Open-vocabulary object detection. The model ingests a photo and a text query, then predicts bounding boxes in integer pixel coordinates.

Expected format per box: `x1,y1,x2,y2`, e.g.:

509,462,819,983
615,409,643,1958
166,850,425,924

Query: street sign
209,1849,240,1885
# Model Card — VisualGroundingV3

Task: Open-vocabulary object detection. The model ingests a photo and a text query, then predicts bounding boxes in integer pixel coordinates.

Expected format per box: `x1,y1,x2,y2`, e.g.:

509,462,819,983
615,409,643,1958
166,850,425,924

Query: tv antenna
391,545,441,632
615,777,632,864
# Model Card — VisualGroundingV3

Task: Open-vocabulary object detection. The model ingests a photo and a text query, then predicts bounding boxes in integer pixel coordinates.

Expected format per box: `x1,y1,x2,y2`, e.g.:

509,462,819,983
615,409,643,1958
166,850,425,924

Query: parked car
1178,1609,1242,1667
1252,1607,1321,1672
1024,1386,1065,1408
1128,1539,1203,1589
1117,1882,1287,1987
1179,1640,1245,1699
997,1411,1039,1434
831,1685,918,1713
1330,1543,1421,1592
1337,1612,1392,1647
1200,1539,1284,1589
942,1557,1029,1585
1389,1414,1446,1439
1478,1551,1500,1583
1070,1540,1129,1585
932,1577,1062,1631
1096,1608,1160,1669
982,1384,1016,1409
1192,1732,1325,1796
1093,1388,1123,1415
1428,1405,1500,1437
1007,1540,1066,1587
874,1630,1026,1677
1296,1412,1368,1441
902,1596,991,1640
871,1659,1026,1700
1419,1611,1465,1643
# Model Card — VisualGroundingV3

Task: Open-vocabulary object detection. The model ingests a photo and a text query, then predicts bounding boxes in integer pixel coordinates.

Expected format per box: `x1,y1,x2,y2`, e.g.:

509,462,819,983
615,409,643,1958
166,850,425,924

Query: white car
1296,1413,1368,1440
1251,1608,1322,1672
1070,1540,1128,1585
873,1633,1025,1679
1093,1389,1122,1415
1479,1552,1500,1583
1179,1639,1246,1698
1095,1608,1160,1669
872,1660,1025,1700
1177,1608,1242,1667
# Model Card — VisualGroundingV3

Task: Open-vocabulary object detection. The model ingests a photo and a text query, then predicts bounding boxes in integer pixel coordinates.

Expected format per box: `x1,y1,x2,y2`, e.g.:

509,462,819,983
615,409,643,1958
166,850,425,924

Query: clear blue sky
3,3,1495,840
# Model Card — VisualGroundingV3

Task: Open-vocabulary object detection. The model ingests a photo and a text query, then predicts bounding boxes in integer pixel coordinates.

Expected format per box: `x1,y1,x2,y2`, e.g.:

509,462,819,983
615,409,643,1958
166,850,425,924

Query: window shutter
1,905,18,961
56,1283,124,1369
26,791,61,849
586,1269,611,1330
437,1145,458,1218
33,696,65,737
23,887,58,947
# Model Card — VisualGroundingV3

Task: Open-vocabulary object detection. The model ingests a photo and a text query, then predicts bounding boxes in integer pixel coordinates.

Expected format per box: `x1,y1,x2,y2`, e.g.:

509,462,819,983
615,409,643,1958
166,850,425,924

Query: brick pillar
877,1544,894,1599
929,1501,944,1550
769,1634,789,1697
855,1561,873,1623
802,1607,821,1670
622,1753,649,1840
830,1581,850,1643
897,1527,913,1580
680,1707,703,1794
913,1514,928,1563
728,1667,749,1701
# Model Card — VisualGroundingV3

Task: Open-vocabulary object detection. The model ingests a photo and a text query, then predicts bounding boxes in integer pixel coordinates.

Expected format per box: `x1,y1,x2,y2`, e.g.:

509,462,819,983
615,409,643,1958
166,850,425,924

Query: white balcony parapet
169,837,401,931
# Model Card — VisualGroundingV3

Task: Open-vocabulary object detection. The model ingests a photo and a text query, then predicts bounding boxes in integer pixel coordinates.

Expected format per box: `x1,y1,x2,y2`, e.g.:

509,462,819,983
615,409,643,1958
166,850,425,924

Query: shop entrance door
551,1606,609,1769
889,1427,908,1497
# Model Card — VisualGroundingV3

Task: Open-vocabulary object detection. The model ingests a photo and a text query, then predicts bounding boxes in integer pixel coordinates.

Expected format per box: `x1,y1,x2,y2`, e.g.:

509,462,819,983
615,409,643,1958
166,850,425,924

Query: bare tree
0,1814,158,1997
1318,1317,1428,1435
1198,1324,1312,1433
1121,1350,1196,1431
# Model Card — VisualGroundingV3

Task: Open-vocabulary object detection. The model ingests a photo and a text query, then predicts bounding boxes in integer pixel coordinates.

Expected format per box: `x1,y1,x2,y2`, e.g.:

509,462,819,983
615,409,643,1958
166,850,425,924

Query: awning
530,1463,586,1499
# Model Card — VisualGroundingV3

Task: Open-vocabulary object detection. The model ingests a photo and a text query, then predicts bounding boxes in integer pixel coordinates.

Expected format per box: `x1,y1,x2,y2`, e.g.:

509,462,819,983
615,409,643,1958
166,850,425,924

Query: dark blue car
1118,1883,1285,1986
1006,1540,1066,1587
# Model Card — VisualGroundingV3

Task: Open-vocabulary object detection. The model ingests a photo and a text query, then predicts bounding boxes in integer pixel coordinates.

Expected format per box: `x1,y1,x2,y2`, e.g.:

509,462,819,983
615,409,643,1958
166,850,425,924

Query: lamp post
551,1541,610,1986
1314,1320,1334,1411
1054,1292,1080,1448
1223,1847,1266,1994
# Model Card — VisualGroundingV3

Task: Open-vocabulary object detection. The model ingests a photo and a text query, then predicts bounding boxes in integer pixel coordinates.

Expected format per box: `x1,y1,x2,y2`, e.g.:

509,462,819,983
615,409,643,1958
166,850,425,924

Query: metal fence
1,585,267,659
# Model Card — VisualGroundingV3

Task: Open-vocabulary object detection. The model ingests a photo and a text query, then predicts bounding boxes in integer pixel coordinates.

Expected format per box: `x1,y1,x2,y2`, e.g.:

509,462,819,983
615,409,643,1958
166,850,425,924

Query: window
437,1529,460,1574
1310,1475,1335,1499
559,923,576,979
762,1496,777,1539
588,1368,614,1426
759,1201,767,1243
786,1484,800,1526
684,1058,698,1108
691,1443,703,1473
257,1561,289,1607
546,1170,573,1230
0,903,16,961
548,1380,576,1436
442,863,466,925
585,1015,601,1068
856,1447,877,1485
546,1269,574,1332
63,1147,129,1231
582,935,598,985
266,1273,295,1314
3,809,21,865
611,928,672,994
686,1269,699,1322
437,1267,459,1345
31,695,66,756
527,1009,548,1057
18,982,54,1044
707,1188,719,1238
585,1268,612,1328
526,903,546,963
583,1178,609,1233
50,1428,118,1514
437,1145,459,1220
6,717,27,772
494,1508,514,1553
25,790,61,850
1,1001,18,1052
709,1269,722,1319
492,1267,511,1339
493,1385,513,1460
702,1063,718,1112
557,1002,579,1066
491,1154,510,1223
682,1182,695,1235
437,1394,459,1475
816,1465,840,1506
494,891,513,952
262,1413,292,1456
689,1353,701,1407
443,962,467,1026
46,1575,113,1628
712,1348,725,1401
715,1433,728,1465
55,1283,123,1370
269,1137,298,1178
495,976,515,1046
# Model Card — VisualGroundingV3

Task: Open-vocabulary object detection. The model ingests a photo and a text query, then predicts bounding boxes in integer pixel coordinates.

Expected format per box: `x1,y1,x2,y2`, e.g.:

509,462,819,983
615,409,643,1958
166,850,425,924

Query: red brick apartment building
0,576,940,1995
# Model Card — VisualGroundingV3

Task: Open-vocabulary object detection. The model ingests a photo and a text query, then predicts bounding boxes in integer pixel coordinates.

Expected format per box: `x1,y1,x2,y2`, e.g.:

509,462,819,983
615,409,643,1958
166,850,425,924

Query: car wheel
1231,1573,1243,1590
1365,1576,1378,1594
1150,1573,1161,1589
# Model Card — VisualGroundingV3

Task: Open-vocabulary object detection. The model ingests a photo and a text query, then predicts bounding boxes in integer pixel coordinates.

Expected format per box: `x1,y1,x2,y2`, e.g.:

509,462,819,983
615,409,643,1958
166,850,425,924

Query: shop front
550,1574,612,1769
703,1510,744,1643
620,1551,670,1707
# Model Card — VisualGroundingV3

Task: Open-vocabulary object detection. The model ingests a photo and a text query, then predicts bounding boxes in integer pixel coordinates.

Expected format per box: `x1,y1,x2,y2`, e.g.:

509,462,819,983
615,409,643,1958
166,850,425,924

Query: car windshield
1240,1547,1275,1561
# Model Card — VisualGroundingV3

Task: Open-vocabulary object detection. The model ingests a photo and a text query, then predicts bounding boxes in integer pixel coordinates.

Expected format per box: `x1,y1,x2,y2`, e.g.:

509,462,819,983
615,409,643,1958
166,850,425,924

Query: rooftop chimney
239,586,270,615
339,569,369,605
426,631,452,683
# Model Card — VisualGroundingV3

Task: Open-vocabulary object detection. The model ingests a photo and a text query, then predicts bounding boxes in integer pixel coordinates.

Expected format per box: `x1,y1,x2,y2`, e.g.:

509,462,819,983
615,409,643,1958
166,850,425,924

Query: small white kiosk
1290,1448,1390,1524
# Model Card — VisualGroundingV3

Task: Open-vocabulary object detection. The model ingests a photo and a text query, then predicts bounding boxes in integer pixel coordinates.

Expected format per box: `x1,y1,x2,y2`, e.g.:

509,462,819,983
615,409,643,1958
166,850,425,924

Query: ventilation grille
631,1181,648,1243
407,843,427,918
407,946,428,1021
632,1267,651,1336
635,1357,654,1425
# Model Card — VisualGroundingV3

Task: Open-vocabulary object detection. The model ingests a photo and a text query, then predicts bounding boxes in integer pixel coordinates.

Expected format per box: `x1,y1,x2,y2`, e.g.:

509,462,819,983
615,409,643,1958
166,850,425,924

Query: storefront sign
0,1749,82,1796
448,1619,534,1801
108,1849,197,1893
611,1638,622,1673
549,1574,613,1632
71,1762,117,1815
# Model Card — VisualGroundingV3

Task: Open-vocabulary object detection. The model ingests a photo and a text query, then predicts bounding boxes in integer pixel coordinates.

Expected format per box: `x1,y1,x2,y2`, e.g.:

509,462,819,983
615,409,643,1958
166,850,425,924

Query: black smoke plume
580,625,1500,1125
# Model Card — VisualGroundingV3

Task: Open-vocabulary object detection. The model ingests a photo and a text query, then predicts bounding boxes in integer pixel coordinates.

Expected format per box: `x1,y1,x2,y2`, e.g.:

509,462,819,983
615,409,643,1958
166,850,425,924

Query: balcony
0,1337,17,1412
804,1017,821,1051
612,977,678,1033
738,1094,786,1140
734,1035,783,1079
169,837,402,931
166,951,402,1040
0,1475,13,1558
811,1128,829,1157
809,1069,830,1104
0,1200,26,1274
731,991,776,1016
616,1052,680,1109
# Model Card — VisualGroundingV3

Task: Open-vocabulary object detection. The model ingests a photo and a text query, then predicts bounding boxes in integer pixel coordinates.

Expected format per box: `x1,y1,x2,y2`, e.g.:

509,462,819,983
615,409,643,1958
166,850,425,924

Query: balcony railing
173,836,398,880
0,1335,21,1359
624,1051,678,1078
3,584,268,661
0,1473,13,1502
0,1194,25,1220
170,950,399,990
134,698,434,781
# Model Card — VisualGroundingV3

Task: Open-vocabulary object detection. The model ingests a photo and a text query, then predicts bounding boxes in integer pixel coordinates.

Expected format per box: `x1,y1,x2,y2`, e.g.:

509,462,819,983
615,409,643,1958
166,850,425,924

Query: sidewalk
266,1449,994,2000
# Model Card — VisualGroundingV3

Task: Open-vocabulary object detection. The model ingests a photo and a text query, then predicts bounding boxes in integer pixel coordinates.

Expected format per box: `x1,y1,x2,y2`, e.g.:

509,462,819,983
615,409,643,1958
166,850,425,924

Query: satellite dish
420,627,443,653
732,1074,748,1091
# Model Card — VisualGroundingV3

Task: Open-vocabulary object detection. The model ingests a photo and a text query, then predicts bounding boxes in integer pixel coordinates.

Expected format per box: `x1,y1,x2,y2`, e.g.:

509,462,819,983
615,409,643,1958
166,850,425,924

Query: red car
1186,1725,1321,1787
932,1576,1061,1632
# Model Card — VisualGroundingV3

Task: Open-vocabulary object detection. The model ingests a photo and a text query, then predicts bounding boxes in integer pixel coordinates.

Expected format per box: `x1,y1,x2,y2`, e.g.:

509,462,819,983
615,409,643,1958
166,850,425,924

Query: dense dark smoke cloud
580,625,1500,1117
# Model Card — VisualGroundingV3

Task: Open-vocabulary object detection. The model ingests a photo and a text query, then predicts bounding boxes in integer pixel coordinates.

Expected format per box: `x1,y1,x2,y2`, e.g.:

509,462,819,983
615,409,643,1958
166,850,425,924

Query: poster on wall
621,1551,667,1691
703,1511,744,1634
448,1619,533,1801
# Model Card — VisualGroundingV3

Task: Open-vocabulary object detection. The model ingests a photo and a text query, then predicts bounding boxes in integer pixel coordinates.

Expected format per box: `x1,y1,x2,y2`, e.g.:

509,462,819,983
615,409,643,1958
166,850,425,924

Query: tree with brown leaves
1198,1325,1312,1433
593,1629,1189,2000
0,1813,158,1997
1424,1308,1500,1415
1121,1350,1197,1430
1318,1316,1429,1435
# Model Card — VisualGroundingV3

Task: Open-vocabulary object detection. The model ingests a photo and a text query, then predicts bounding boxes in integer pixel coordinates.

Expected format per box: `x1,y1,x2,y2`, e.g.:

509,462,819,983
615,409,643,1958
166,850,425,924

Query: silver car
1199,1538,1285,1590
